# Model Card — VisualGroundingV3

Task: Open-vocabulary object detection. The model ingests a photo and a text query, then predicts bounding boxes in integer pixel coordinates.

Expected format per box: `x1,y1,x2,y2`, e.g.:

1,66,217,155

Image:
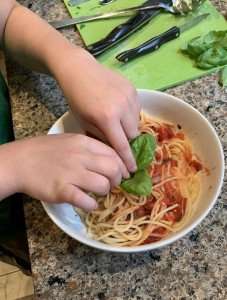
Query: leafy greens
130,133,156,170
121,170,152,196
219,66,227,87
121,133,156,196
182,30,227,69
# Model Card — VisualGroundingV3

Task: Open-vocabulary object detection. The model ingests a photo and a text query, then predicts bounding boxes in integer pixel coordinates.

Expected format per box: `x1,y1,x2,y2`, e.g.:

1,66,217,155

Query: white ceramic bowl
42,90,224,253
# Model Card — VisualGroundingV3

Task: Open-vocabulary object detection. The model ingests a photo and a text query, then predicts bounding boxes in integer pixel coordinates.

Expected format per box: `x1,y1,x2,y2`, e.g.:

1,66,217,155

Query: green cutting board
63,0,227,90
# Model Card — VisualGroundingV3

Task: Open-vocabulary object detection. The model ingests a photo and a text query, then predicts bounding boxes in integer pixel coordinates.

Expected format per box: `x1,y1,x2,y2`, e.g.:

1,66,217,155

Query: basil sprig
121,133,156,196
182,30,227,69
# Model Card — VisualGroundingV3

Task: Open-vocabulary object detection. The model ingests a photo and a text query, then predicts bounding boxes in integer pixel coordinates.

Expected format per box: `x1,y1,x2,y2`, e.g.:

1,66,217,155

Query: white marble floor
0,261,34,300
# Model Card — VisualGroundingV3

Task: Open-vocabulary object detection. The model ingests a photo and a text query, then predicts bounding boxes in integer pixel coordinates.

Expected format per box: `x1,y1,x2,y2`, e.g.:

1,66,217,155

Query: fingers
117,81,140,140
55,170,114,211
121,112,139,141
84,137,129,179
89,82,140,173
82,122,107,143
84,154,127,187
61,184,98,212
101,121,137,173
78,170,111,196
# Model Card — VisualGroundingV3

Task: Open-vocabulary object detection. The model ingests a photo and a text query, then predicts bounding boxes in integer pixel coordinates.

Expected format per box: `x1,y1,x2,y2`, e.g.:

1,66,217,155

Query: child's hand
3,4,140,172
53,49,140,173
0,134,129,211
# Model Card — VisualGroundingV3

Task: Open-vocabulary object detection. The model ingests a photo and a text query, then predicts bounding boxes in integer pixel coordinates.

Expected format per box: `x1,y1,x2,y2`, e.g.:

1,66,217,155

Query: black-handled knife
116,13,209,63
87,0,170,57
88,10,160,56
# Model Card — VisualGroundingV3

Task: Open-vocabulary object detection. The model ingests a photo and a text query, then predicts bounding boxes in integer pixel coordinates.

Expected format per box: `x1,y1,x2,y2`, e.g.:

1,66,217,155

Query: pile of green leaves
219,66,227,87
121,133,156,196
182,30,227,86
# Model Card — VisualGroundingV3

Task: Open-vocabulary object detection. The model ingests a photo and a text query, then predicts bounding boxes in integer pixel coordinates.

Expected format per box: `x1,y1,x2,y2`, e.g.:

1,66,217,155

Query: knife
87,0,171,57
50,3,164,29
116,13,209,63
87,9,160,56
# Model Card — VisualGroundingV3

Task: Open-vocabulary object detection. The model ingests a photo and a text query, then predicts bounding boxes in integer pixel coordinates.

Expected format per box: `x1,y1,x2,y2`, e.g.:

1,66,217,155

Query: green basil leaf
121,170,152,196
120,133,156,196
219,66,227,87
186,35,211,57
130,133,156,170
182,30,227,70
197,47,227,69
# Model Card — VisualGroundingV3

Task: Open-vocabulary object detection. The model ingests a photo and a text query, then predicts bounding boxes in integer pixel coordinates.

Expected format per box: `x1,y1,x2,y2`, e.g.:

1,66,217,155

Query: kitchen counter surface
8,1,227,299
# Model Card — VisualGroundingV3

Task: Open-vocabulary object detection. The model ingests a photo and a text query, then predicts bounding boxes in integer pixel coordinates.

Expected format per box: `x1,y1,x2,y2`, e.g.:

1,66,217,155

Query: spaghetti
80,112,205,247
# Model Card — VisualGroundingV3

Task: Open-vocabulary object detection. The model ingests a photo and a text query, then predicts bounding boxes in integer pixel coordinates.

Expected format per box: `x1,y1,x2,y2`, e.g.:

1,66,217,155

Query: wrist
45,38,95,78
47,44,97,107
0,142,22,199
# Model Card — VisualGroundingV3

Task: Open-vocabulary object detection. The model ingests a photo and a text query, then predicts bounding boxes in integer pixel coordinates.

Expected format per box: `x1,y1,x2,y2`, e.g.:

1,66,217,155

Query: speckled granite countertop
7,0,227,299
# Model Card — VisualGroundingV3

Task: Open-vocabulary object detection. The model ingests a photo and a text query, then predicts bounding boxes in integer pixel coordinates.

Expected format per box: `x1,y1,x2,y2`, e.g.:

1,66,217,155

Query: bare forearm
3,2,86,74
0,2,139,174
0,0,15,47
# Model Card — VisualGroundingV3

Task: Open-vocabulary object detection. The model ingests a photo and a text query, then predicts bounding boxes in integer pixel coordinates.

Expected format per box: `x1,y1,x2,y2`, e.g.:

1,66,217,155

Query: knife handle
116,26,180,63
87,6,161,56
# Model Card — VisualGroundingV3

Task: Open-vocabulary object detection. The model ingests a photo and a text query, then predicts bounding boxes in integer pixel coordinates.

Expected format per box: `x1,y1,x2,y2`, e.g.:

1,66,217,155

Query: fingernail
124,171,130,179
83,198,98,212
130,130,140,141
90,200,98,211
129,161,137,173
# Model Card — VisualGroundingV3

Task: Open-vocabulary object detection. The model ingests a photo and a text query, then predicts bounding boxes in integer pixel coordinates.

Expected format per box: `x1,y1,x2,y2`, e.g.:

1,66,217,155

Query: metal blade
180,13,209,33
50,4,163,29
50,14,104,29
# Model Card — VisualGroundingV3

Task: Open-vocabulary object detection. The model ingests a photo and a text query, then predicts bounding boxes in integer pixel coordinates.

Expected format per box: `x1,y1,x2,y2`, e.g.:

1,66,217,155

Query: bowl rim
42,89,225,253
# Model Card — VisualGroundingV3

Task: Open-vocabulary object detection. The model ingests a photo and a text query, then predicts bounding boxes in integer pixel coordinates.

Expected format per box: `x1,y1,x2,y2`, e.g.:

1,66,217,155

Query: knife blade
116,13,209,63
50,4,164,29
